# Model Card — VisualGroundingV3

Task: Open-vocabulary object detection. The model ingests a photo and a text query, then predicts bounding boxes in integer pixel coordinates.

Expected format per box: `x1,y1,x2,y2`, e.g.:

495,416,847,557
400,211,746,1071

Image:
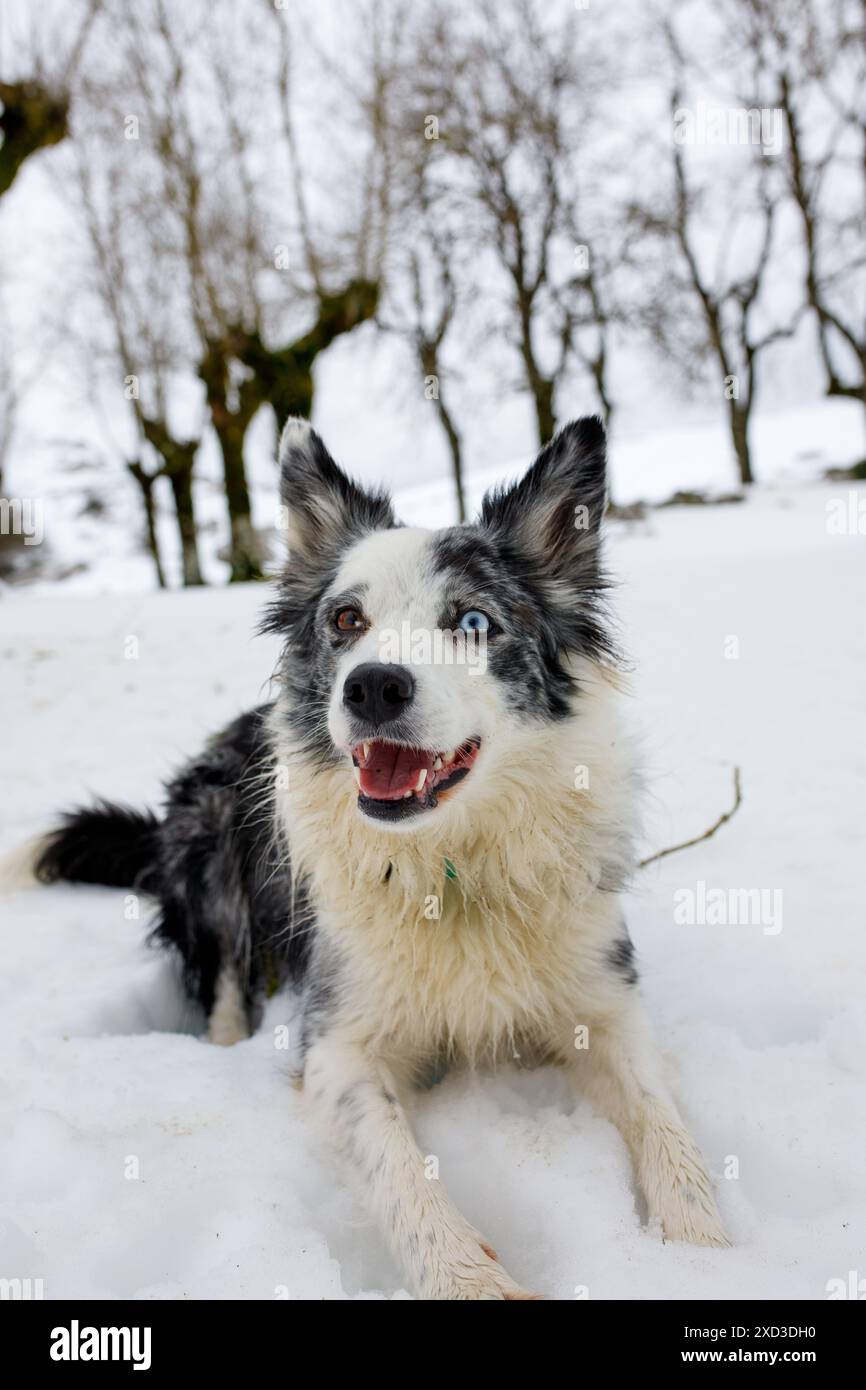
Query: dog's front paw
643,1130,731,1248
656,1186,731,1248
419,1232,541,1300
424,1260,541,1301
663,1213,731,1248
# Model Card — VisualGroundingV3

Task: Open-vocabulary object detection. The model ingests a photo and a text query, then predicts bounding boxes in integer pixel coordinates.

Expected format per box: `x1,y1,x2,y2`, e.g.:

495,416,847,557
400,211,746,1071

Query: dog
33,415,729,1298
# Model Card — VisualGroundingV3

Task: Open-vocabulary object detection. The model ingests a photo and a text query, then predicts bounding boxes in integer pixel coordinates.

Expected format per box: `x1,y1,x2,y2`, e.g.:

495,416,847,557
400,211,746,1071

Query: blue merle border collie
32,416,728,1298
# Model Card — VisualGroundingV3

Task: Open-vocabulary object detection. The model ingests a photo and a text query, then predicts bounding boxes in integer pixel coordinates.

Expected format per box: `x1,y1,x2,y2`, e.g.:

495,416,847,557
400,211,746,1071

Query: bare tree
395,0,629,449
119,0,265,581
397,236,467,522
630,17,801,486
66,115,204,587
58,0,386,583
123,0,384,579
730,0,866,429
377,190,468,522
403,240,467,522
671,107,791,485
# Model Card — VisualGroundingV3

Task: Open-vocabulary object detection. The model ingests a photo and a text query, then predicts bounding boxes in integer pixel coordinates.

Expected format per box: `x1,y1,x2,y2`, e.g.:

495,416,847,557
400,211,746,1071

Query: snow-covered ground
1,469,864,1300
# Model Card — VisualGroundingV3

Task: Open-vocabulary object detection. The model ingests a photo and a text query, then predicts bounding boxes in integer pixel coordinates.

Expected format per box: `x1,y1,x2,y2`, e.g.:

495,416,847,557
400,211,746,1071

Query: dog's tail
23,801,162,893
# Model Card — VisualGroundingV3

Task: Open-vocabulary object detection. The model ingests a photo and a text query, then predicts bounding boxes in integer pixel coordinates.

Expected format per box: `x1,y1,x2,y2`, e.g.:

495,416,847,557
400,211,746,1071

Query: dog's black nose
342,663,415,727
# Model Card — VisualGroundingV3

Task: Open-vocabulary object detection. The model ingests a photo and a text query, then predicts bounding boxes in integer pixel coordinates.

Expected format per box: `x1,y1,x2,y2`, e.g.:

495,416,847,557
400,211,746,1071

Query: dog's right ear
278,417,394,561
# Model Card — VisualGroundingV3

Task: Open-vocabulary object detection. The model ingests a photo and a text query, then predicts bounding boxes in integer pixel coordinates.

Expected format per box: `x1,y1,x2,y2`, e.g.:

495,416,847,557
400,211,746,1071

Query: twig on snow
639,767,742,869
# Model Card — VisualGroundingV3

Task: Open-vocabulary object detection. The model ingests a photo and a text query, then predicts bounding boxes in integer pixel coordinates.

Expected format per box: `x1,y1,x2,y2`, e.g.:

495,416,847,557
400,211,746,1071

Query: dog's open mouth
351,738,481,820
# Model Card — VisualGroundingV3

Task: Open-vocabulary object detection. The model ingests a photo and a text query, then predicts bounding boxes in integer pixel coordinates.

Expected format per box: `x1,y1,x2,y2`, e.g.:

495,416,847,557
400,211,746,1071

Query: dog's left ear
479,417,607,587
278,417,394,561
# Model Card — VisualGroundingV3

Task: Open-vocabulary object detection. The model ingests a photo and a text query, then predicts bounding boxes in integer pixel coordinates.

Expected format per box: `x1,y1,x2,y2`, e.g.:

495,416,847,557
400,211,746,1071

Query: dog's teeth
433,756,443,771
443,749,457,766
415,769,427,791
403,789,413,798
353,766,361,788
363,742,371,760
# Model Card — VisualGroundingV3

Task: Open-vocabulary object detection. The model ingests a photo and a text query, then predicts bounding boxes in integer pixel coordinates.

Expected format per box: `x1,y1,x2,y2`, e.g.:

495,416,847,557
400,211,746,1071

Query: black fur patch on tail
35,801,161,892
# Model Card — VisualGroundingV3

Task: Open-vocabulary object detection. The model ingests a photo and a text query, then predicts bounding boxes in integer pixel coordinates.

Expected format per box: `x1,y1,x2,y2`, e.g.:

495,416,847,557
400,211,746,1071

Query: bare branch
639,768,743,869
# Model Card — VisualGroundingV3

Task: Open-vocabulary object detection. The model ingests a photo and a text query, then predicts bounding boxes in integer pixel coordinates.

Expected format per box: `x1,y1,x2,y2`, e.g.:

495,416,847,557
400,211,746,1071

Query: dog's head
267,416,613,832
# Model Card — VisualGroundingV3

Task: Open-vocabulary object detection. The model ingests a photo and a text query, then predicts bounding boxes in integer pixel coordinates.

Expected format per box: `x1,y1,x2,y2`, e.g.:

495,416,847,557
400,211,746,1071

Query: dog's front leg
570,996,730,1248
302,1033,537,1299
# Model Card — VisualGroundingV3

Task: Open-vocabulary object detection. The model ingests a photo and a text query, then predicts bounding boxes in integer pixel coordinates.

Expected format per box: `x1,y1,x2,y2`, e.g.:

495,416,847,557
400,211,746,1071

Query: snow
1,464,865,1300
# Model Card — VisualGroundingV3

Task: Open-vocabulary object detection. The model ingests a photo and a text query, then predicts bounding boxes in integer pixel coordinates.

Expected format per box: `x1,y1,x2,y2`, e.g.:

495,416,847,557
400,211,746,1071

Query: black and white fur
31,416,728,1298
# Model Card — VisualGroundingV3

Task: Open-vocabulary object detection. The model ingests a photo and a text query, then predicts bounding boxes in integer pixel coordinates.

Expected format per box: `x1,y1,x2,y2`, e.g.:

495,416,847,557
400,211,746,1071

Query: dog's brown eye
335,608,365,633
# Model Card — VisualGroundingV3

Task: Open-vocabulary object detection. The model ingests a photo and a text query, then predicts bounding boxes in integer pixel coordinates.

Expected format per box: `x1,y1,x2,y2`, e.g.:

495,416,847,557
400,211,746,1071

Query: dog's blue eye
458,610,490,633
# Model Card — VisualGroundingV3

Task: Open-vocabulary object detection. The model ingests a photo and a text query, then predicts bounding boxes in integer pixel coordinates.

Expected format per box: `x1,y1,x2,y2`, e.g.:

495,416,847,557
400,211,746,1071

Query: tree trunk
419,341,467,524
215,420,263,583
436,396,466,523
165,452,203,586
0,81,69,199
516,294,557,445
199,340,264,583
534,379,557,447
590,362,615,508
201,284,378,581
127,462,167,589
140,422,204,587
729,402,754,486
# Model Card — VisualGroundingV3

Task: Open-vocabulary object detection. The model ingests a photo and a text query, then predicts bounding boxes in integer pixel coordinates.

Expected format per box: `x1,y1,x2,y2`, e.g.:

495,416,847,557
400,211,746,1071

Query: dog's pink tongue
358,742,433,800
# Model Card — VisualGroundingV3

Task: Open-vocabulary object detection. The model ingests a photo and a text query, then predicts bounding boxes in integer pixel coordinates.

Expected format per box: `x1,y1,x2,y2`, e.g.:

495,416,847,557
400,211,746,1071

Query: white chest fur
272,670,637,1064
